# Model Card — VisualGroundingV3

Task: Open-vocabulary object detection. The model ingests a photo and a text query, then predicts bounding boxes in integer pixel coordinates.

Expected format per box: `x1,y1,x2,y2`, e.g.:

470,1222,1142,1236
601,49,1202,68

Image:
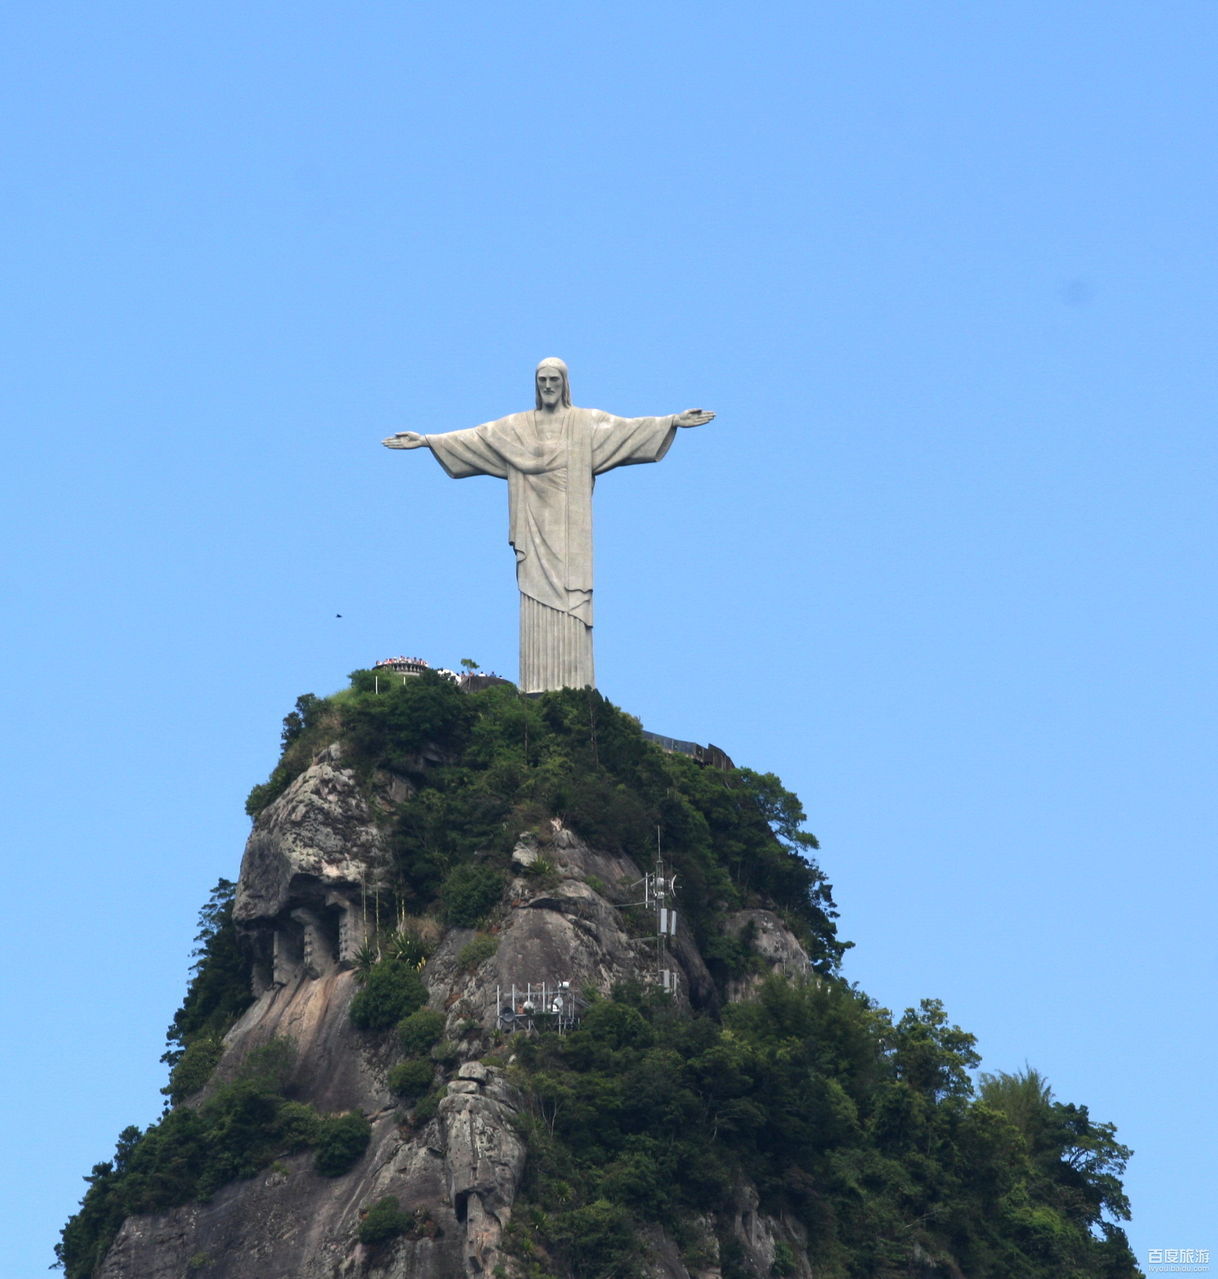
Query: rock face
439,1063,526,1277
96,743,813,1279
233,744,395,993
723,908,813,1003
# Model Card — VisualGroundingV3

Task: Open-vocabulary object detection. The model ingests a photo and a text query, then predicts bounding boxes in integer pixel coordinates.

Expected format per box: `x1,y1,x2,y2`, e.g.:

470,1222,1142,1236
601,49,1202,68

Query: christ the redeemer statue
382,357,714,694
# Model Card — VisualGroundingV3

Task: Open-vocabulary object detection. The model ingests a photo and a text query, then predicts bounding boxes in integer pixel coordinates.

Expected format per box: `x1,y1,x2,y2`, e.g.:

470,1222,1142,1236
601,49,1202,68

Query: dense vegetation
160,879,253,1105
248,670,848,979
56,1036,371,1278
507,982,1137,1279
56,889,369,1279
58,671,1138,1278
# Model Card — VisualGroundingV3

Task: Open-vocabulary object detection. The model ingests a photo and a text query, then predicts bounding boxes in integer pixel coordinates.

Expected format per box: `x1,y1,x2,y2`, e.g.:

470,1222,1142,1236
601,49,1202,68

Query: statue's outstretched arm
385,420,512,481
382,431,427,450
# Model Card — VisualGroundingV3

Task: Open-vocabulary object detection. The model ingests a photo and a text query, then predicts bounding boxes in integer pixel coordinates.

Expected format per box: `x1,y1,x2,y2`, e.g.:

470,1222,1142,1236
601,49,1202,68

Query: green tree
397,1007,446,1055
979,1066,1054,1141
439,863,505,927
280,692,324,747
349,956,428,1031
162,880,252,1075
388,1059,434,1100
313,1112,371,1177
342,667,474,772
890,998,980,1101
359,1195,412,1245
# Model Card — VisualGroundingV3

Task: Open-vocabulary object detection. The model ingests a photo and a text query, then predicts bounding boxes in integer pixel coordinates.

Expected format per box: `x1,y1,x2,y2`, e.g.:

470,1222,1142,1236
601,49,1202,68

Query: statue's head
535,357,571,410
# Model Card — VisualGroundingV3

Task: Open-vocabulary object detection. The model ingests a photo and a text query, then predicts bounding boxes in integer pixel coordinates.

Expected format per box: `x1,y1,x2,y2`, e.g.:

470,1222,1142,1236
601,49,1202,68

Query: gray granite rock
97,770,809,1279
723,908,812,1003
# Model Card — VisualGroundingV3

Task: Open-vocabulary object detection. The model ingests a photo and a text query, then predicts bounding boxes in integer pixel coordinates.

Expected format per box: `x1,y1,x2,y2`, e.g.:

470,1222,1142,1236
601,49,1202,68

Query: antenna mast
622,826,680,994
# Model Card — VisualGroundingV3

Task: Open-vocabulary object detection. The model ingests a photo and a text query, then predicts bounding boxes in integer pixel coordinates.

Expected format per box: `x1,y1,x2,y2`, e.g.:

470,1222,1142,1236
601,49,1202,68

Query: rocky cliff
66,677,1140,1279
94,738,813,1279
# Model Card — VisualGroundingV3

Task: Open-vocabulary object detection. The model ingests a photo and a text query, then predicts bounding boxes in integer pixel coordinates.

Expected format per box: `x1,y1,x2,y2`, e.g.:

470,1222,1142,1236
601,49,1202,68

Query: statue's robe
424,408,677,693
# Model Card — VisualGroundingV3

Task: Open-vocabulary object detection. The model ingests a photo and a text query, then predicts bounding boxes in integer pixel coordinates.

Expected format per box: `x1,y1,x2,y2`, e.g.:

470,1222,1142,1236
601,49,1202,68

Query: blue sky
3,4,1214,1273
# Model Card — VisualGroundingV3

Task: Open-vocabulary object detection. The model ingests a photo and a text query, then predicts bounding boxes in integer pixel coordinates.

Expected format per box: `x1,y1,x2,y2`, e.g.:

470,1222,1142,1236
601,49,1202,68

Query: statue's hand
674,409,715,428
382,431,426,450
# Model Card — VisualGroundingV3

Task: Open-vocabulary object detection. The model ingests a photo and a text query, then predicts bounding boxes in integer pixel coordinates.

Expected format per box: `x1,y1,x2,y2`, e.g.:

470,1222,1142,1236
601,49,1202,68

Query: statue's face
536,367,565,408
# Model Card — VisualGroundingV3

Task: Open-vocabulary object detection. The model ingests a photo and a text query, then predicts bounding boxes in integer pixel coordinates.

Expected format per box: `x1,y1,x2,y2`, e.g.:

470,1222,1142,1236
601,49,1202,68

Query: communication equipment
618,828,682,995
494,981,582,1034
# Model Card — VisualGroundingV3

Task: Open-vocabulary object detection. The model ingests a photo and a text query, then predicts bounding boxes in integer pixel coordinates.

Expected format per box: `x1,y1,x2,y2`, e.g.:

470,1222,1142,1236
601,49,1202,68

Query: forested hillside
58,673,1140,1279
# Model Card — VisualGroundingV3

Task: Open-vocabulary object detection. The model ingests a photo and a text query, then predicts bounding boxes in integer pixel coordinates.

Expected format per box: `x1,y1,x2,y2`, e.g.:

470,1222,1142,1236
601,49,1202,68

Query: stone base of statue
520,595,593,693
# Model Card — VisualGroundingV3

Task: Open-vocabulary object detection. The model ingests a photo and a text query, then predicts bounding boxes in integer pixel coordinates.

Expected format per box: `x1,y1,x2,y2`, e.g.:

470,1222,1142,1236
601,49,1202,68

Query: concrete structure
383,358,713,694
375,655,430,677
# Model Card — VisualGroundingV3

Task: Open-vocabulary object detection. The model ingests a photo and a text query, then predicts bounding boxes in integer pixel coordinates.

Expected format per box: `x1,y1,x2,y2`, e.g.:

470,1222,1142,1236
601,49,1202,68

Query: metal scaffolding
493,980,584,1034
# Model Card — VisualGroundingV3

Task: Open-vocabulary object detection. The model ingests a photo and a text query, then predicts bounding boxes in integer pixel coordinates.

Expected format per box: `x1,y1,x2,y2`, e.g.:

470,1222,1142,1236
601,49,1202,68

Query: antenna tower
624,827,680,994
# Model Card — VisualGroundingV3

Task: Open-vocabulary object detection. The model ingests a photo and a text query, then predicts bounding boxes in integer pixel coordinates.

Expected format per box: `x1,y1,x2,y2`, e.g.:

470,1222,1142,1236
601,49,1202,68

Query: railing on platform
494,981,584,1034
